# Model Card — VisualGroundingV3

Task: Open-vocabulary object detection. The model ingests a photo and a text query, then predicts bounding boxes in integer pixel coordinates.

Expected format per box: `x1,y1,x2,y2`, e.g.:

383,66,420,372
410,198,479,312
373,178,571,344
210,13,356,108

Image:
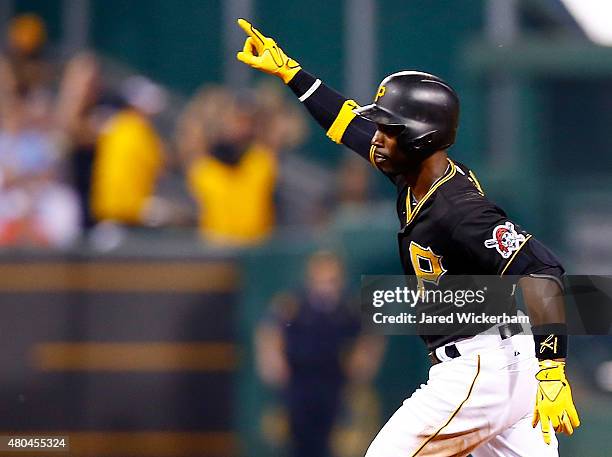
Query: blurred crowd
0,13,374,250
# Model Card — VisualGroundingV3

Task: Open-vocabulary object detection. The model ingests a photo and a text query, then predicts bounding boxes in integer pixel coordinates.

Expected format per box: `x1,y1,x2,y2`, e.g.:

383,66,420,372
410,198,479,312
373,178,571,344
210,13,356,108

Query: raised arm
236,19,376,164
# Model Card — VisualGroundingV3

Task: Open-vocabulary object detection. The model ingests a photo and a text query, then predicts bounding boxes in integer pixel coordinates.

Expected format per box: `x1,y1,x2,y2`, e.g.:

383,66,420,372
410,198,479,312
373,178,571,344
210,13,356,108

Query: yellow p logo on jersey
375,85,386,101
409,242,447,291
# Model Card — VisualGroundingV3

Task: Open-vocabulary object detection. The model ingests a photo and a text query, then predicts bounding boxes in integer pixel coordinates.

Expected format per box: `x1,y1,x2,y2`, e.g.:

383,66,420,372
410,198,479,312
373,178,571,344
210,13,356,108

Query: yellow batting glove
236,18,301,84
532,360,580,445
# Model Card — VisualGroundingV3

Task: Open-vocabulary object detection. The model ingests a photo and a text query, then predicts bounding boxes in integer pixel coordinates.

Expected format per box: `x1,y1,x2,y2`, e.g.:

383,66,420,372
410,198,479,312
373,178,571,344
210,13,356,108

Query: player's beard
386,148,431,176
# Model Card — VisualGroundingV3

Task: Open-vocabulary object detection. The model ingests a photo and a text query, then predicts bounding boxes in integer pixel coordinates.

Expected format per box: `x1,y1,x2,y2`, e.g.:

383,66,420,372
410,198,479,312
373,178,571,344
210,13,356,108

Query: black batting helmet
353,71,459,155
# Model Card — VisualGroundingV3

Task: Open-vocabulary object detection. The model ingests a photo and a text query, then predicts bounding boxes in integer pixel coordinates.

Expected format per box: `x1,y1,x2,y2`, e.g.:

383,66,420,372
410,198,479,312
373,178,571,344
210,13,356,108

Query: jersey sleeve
450,205,564,277
287,70,377,165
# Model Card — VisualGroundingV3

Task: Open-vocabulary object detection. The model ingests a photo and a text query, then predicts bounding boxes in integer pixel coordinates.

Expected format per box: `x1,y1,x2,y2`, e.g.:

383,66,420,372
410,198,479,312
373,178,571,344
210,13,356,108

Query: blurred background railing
1,1,612,456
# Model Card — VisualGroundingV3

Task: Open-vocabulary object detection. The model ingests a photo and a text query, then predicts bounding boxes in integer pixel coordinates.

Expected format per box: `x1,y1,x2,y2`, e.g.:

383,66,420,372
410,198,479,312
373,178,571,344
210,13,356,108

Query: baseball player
236,19,580,456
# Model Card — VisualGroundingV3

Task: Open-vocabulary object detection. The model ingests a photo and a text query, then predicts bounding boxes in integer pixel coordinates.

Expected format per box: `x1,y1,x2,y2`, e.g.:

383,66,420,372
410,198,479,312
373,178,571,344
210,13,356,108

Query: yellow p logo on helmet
375,85,386,101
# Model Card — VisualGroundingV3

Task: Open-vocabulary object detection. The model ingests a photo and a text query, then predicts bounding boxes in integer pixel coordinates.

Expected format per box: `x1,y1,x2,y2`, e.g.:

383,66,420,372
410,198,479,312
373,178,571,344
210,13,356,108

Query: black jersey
288,70,564,350
393,160,530,278
392,160,533,347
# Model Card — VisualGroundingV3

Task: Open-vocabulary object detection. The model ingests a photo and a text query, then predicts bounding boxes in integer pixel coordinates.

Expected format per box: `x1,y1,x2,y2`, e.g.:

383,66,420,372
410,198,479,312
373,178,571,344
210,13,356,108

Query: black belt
428,322,523,365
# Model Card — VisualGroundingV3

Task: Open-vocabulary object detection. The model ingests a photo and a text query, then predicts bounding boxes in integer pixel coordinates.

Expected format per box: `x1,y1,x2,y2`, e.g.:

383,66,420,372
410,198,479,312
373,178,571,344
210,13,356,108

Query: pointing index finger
237,18,266,45
237,18,253,35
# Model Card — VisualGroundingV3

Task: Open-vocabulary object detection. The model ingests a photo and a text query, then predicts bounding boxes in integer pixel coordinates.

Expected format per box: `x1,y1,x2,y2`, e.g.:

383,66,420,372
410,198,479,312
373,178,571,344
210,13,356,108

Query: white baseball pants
365,334,558,457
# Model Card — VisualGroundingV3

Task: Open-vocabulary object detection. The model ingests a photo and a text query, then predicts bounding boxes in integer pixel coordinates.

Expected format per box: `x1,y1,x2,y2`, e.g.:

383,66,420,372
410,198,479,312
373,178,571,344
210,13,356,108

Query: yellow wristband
326,99,359,144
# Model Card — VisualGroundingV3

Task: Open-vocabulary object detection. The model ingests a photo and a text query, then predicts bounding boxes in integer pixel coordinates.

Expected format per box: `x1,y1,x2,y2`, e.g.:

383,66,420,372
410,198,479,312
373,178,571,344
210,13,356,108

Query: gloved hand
532,360,580,444
236,18,301,83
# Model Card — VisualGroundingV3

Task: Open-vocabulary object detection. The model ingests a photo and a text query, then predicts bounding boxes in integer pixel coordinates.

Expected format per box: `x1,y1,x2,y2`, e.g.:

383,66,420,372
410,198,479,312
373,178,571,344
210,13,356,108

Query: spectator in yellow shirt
91,76,165,225
176,84,305,246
